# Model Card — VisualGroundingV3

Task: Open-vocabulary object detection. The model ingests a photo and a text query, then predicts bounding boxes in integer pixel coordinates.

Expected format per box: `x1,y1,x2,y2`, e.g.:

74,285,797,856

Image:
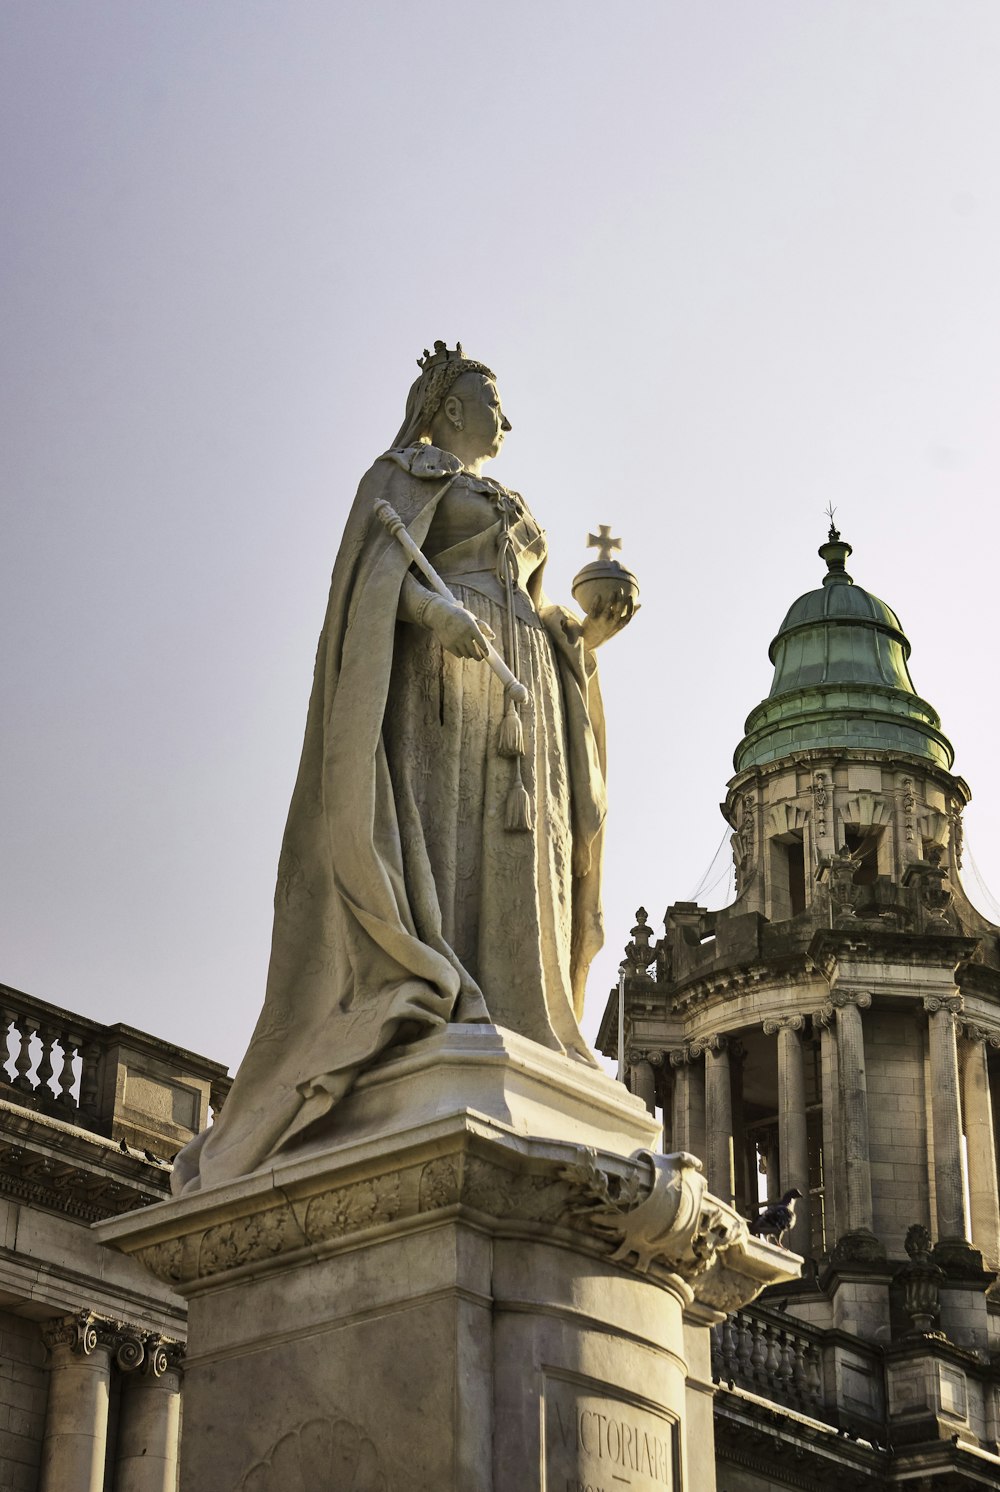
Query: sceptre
374,499,529,705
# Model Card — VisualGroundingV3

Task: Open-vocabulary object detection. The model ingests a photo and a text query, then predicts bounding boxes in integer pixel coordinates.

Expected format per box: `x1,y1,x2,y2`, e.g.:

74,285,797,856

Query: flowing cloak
172,444,607,1195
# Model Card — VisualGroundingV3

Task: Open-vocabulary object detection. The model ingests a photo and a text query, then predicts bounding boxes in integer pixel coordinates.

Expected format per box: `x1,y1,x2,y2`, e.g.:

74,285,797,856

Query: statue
172,342,637,1195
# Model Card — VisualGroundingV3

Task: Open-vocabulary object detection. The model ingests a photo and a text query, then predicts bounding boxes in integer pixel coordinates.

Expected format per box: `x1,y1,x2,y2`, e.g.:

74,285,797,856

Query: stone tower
600,526,1000,1480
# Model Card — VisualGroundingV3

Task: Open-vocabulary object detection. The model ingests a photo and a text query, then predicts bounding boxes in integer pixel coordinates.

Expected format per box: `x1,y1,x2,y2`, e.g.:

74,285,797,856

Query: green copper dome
734,530,953,772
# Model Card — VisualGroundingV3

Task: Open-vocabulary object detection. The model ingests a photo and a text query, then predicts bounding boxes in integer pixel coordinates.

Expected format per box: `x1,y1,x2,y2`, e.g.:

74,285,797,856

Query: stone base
96,1027,797,1491
288,1022,664,1157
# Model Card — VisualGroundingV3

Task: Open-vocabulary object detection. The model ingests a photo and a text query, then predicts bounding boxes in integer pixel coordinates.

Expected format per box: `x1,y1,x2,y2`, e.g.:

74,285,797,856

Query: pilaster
923,995,969,1244
959,1022,1000,1267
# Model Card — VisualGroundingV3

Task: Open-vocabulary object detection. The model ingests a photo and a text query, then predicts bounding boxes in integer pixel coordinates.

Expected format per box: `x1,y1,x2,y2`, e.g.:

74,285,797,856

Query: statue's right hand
425,597,494,660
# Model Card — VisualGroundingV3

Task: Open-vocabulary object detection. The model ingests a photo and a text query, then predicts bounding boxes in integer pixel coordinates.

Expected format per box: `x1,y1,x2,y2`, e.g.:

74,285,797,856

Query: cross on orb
587,525,622,563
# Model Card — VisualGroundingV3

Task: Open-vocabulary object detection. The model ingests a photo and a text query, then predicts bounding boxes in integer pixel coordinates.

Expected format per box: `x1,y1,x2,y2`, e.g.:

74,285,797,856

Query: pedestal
97,1026,798,1491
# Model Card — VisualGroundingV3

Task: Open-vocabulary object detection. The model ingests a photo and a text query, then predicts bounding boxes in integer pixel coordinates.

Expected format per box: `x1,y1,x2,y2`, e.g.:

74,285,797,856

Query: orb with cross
571,524,640,620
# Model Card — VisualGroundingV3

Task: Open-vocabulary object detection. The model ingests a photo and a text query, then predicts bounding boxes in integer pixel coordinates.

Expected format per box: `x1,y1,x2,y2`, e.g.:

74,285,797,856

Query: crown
417,340,465,371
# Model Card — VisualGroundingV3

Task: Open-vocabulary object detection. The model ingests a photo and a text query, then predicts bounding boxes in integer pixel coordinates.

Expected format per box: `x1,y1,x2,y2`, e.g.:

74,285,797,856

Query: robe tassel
505,758,534,832
498,693,524,757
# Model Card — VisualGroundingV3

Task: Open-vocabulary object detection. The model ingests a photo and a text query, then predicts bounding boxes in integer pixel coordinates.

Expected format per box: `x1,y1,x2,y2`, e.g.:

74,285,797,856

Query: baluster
0,1010,15,1084
751,1319,769,1387
710,1322,723,1381
776,1330,795,1399
57,1032,80,1111
35,1027,56,1099
736,1315,753,1385
790,1334,808,1406
79,1042,101,1118
12,1019,36,1093
805,1342,823,1408
721,1316,738,1382
764,1323,782,1384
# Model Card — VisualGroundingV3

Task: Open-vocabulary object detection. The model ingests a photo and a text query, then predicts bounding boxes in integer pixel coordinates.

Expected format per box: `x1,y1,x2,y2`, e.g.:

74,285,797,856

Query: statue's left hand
579,585,637,651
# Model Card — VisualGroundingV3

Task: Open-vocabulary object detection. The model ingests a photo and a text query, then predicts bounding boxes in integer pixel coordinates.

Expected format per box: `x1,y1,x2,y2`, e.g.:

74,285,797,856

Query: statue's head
393,341,512,470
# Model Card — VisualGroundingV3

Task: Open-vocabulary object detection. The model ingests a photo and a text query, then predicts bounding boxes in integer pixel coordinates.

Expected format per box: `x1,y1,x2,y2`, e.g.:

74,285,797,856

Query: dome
734,531,954,772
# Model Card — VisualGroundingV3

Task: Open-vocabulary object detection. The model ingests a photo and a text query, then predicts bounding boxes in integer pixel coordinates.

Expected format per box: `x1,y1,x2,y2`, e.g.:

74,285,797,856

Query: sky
2,2,999,1077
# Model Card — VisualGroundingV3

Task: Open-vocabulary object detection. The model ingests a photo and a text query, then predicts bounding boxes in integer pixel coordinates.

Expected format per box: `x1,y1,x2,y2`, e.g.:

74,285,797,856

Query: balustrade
711,1305,824,1417
2,990,100,1124
0,980,230,1138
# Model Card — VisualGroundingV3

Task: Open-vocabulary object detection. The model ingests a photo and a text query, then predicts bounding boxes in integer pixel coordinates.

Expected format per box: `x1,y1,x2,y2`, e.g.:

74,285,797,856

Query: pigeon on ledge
749,1188,803,1247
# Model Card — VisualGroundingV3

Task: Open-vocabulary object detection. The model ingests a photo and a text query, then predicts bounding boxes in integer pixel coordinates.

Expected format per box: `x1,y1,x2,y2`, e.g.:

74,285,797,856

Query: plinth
97,1027,797,1490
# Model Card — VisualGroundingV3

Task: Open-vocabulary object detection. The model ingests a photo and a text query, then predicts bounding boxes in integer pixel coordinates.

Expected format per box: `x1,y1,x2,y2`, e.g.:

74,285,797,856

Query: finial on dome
818,505,853,585
824,501,841,543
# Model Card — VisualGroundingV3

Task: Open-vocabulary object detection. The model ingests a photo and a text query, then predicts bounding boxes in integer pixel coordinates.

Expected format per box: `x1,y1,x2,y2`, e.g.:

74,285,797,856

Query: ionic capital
40,1311,183,1375
923,994,963,1016
811,1003,835,1030
830,990,872,1011
960,1021,1000,1049
668,1045,693,1067
626,1047,665,1069
762,1014,806,1036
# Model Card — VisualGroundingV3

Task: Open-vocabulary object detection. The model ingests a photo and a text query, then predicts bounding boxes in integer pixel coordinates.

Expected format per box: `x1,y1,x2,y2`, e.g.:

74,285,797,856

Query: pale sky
2,3,999,1075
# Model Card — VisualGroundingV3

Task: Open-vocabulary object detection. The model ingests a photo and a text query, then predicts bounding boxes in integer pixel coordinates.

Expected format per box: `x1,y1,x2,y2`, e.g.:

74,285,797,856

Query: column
961,1028,1000,1268
116,1344,183,1492
39,1314,112,1492
764,1015,810,1255
703,1036,734,1204
814,1004,840,1249
925,996,969,1243
833,991,874,1235
669,1047,705,1160
628,1053,657,1116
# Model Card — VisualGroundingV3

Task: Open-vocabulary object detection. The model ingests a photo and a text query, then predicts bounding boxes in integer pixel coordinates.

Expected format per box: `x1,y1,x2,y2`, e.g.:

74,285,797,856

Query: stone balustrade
1,979,230,1155
711,1304,825,1417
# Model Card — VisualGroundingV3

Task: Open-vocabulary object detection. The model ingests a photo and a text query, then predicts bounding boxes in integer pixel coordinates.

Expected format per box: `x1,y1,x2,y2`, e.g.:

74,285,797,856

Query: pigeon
143,1149,162,1165
118,1136,130,1154
749,1188,803,1247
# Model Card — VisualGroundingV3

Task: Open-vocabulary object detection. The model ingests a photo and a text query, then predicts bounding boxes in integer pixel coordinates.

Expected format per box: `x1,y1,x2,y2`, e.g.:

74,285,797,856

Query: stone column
764,1015,810,1255
116,1341,183,1492
813,1004,840,1250
961,1027,1000,1268
39,1314,112,1492
702,1036,734,1204
924,995,969,1243
628,1052,657,1116
833,991,874,1236
669,1046,705,1160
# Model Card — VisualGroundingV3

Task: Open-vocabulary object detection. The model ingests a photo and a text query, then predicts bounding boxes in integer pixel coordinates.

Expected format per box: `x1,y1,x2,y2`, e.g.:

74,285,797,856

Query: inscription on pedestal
542,1372,679,1491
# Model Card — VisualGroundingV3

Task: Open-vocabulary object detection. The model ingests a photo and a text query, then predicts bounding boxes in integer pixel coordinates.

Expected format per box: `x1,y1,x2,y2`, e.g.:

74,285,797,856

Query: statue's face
449,374,512,464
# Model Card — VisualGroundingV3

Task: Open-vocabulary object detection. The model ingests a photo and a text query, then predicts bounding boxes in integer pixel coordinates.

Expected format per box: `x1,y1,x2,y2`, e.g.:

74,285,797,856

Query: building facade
599,527,1000,1489
0,981,228,1491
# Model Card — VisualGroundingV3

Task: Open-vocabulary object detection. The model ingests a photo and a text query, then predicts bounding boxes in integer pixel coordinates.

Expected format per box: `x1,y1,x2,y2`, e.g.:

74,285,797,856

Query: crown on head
417,340,465,370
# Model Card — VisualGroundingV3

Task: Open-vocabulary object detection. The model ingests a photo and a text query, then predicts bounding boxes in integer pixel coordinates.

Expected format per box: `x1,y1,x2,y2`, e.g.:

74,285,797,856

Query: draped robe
172,444,607,1195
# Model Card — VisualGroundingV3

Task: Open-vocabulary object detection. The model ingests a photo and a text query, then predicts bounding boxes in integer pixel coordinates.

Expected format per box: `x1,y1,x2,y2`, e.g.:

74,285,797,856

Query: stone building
0,982,228,1490
599,526,1000,1489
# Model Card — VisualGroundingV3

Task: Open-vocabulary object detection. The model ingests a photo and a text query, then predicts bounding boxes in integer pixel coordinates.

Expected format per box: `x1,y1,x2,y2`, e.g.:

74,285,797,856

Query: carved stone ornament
922,994,963,1016
810,1003,834,1031
830,991,872,1011
126,1140,797,1311
761,1015,805,1036
40,1311,183,1375
961,1022,1000,1049
238,1415,387,1492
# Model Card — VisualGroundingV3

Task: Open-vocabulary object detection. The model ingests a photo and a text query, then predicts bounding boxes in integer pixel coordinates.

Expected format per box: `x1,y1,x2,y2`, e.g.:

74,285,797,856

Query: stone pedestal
97,1026,798,1492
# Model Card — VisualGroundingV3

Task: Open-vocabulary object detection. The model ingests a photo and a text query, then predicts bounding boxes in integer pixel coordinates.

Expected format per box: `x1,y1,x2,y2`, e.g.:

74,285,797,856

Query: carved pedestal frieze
124,1141,797,1313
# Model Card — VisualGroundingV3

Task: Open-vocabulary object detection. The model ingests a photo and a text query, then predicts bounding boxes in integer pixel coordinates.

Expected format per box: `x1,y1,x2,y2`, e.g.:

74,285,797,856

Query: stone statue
172,342,636,1195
